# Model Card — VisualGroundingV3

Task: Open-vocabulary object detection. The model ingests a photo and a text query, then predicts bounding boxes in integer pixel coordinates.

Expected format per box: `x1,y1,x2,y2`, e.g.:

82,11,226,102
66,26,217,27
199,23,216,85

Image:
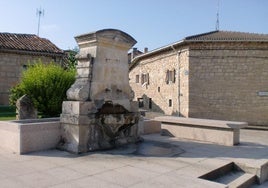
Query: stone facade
129,31,268,126
0,53,62,105
0,33,64,105
130,50,182,115
189,42,268,125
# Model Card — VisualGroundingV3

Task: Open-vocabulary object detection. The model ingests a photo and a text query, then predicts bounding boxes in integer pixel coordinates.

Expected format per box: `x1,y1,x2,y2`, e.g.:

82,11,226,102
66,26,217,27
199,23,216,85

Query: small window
166,69,176,84
136,75,139,83
158,87,160,92
169,99,172,107
149,98,152,109
22,64,28,70
138,98,144,108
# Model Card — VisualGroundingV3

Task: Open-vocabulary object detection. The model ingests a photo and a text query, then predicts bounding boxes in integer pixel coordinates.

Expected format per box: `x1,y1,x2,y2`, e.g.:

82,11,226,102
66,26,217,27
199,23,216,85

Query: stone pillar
59,29,141,153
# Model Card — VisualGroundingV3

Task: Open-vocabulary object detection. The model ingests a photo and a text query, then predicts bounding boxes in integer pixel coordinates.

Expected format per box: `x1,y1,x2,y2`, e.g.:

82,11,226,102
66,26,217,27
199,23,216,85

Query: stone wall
130,41,268,125
0,52,61,105
130,49,188,115
188,42,268,125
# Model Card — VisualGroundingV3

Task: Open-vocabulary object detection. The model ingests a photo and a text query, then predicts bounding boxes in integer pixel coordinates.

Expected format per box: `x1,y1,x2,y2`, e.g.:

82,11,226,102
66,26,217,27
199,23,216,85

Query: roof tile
0,32,63,54
185,30,268,42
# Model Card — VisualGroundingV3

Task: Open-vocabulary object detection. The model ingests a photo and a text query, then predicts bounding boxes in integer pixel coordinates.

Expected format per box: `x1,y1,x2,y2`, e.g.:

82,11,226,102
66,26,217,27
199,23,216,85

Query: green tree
63,47,79,70
9,60,75,117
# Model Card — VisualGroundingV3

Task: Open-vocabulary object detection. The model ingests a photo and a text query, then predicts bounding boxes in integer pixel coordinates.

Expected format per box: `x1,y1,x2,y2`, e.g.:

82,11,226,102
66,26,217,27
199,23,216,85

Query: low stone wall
0,116,159,154
155,116,248,146
0,118,60,154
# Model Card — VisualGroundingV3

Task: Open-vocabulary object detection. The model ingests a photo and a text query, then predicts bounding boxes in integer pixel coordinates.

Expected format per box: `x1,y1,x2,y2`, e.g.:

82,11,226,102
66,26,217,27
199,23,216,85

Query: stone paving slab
0,129,266,187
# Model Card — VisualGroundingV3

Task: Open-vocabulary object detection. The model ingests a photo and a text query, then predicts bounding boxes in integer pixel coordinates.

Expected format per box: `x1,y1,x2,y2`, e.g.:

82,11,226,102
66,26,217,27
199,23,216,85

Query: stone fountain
58,29,141,153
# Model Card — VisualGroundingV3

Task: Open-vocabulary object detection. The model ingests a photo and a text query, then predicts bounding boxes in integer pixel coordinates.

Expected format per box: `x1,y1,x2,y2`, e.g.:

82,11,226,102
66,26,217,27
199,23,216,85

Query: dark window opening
149,98,152,109
138,98,144,108
158,87,160,92
169,99,172,107
22,64,28,70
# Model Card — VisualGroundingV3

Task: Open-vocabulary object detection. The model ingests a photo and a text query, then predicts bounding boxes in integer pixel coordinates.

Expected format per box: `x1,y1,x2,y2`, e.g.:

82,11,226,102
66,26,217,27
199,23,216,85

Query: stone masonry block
59,123,90,153
60,114,95,125
62,101,97,115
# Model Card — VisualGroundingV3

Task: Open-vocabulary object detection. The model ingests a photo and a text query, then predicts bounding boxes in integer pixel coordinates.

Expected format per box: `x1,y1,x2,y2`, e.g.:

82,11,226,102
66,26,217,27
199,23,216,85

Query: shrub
9,85,24,107
9,61,76,117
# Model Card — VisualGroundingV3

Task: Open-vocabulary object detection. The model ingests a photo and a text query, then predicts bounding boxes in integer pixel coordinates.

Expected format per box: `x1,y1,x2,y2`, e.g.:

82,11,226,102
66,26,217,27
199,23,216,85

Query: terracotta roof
185,30,268,42
130,30,268,71
0,32,64,55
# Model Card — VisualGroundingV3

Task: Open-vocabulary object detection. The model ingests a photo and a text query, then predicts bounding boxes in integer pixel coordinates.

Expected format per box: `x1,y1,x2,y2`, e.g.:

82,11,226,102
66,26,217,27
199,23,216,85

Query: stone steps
228,173,256,188
199,162,257,188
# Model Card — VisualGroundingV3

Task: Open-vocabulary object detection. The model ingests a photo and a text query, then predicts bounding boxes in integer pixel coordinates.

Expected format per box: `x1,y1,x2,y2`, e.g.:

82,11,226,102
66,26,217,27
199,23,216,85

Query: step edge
228,173,256,188
199,162,235,180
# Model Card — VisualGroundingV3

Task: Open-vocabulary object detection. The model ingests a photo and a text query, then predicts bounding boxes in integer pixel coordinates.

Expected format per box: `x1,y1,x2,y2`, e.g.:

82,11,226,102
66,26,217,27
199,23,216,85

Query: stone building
128,48,145,64
129,30,268,126
0,32,65,105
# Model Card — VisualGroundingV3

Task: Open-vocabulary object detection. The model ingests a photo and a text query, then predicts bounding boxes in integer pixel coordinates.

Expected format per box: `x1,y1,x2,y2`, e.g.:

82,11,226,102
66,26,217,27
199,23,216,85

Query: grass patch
0,106,16,121
0,116,16,121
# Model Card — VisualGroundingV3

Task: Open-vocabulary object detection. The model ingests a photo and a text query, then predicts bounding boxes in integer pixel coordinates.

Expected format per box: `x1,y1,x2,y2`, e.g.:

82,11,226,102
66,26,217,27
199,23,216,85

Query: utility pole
36,7,44,36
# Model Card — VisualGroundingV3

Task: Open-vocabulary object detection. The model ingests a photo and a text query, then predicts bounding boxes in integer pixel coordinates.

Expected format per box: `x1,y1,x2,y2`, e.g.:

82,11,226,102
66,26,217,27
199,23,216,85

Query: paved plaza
0,129,267,188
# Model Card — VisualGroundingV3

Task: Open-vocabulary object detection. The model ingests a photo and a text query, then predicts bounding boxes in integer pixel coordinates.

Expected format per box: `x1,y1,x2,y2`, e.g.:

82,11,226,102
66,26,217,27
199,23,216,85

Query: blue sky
1,0,267,51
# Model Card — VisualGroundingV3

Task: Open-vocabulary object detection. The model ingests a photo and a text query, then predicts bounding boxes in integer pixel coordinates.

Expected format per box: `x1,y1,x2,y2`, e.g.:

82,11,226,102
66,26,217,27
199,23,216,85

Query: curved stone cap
75,29,137,49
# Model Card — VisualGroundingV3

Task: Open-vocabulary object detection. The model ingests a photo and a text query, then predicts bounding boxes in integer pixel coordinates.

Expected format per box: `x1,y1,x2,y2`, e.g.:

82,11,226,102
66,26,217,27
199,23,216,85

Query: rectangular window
138,98,144,108
22,64,28,70
165,69,176,84
169,99,172,107
149,98,152,109
158,87,160,92
135,75,139,83
141,73,149,85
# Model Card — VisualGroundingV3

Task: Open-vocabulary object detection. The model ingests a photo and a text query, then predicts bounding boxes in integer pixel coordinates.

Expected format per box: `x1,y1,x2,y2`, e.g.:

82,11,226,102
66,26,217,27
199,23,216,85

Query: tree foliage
63,47,79,70
9,61,76,117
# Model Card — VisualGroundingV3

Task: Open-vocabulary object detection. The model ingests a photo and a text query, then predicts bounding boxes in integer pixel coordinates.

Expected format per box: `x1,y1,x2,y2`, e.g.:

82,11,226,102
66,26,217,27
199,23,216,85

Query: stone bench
154,116,248,146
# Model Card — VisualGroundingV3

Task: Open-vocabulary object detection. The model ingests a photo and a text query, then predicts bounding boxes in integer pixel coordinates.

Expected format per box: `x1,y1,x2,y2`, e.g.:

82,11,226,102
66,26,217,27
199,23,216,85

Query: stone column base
58,101,141,154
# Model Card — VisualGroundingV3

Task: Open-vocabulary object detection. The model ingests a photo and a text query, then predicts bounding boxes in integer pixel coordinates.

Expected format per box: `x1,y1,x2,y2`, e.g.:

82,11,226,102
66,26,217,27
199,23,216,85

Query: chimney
144,47,148,53
131,47,138,59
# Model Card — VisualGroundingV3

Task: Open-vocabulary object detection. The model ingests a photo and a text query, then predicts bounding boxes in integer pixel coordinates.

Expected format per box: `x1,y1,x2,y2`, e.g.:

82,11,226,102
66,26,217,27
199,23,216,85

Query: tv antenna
36,7,44,36
215,0,220,30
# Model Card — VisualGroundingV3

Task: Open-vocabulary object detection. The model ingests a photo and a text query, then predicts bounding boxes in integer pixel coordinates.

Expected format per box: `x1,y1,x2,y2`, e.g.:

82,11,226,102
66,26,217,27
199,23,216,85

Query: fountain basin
0,118,60,154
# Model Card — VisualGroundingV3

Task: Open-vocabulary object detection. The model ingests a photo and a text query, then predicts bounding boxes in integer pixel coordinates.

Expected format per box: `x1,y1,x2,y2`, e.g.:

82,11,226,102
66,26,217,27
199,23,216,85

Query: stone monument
58,29,141,153
16,95,37,120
